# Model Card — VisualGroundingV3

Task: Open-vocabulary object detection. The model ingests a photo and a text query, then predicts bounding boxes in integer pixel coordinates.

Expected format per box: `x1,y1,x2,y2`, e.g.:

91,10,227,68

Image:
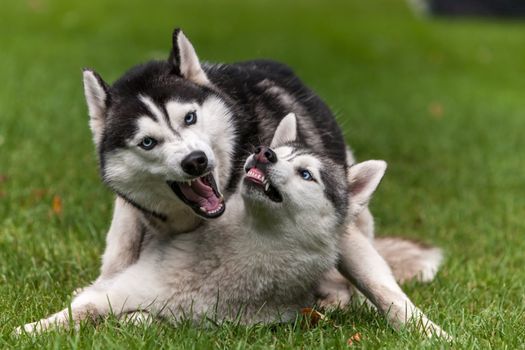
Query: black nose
254,146,277,164
181,151,208,176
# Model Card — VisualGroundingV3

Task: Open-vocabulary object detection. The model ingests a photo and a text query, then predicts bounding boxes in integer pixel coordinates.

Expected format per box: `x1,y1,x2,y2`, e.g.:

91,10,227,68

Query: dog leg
316,268,354,309
337,224,450,340
15,270,155,335
120,311,153,326
98,197,145,280
15,286,131,334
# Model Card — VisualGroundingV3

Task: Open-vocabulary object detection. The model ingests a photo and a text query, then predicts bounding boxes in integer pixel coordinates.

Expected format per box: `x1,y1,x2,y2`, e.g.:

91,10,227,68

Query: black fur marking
169,28,182,76
319,167,348,224
115,192,167,222
100,60,212,154
203,59,347,195
132,222,148,262
278,141,349,223
159,102,180,137
99,148,106,179
93,34,350,221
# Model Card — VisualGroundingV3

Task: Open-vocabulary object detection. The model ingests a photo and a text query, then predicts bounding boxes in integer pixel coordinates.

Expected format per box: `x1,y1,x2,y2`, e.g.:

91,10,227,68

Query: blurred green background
1,0,524,348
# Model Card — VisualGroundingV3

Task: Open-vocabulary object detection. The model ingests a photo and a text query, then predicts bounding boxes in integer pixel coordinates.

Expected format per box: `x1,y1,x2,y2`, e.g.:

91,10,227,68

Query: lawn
1,0,524,348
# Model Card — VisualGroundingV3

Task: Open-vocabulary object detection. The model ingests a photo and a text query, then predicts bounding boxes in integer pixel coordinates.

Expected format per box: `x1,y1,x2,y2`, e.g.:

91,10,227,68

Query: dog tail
373,237,443,284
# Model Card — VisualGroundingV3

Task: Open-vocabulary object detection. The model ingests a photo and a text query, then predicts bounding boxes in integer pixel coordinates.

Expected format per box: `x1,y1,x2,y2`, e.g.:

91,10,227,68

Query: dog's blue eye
299,169,313,181
139,137,157,150
184,111,197,126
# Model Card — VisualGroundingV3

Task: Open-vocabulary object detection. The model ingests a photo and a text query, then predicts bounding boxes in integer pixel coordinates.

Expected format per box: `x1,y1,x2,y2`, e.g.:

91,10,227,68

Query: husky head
241,113,386,232
82,29,235,220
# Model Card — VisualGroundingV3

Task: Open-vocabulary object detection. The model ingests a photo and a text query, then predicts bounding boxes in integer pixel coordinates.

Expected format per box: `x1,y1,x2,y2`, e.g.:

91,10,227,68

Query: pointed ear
348,160,387,216
270,113,298,148
83,69,109,146
169,28,210,86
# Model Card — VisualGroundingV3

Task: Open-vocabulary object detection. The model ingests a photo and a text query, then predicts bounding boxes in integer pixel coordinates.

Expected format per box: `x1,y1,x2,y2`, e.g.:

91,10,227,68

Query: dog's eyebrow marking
279,147,296,162
139,95,163,121
282,152,296,162
165,100,200,134
139,94,180,136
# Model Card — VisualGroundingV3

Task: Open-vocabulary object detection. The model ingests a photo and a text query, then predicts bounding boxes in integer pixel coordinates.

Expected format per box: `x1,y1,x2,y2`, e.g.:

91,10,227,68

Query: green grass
1,0,524,348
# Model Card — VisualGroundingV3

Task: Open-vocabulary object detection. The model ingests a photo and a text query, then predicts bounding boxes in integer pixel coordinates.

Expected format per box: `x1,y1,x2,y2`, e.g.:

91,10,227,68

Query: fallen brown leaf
428,102,444,119
347,332,362,346
300,307,325,327
52,195,63,215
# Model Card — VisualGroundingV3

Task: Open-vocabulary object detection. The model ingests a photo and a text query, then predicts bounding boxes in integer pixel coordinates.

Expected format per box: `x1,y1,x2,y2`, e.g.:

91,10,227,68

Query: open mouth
167,173,225,218
244,167,283,203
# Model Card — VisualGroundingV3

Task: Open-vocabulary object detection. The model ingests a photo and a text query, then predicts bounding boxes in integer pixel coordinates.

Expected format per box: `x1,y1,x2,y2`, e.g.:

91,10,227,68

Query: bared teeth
264,183,270,191
206,203,224,215
247,169,265,182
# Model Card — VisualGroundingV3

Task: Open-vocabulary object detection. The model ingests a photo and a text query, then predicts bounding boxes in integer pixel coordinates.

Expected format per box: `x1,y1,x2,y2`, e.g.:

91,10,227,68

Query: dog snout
254,146,277,164
181,151,208,176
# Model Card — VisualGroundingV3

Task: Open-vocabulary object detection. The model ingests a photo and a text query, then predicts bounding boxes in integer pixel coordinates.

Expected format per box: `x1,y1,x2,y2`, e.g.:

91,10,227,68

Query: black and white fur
16,114,384,332
83,28,348,279
31,29,447,337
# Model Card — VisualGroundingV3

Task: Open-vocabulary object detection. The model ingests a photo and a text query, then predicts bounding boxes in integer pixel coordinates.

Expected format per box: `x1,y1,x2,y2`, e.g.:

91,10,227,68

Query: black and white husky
17,114,388,331
20,29,447,337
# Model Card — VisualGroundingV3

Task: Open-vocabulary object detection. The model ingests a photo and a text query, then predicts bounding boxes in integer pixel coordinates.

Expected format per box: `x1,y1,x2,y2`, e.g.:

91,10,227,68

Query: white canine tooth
265,183,270,191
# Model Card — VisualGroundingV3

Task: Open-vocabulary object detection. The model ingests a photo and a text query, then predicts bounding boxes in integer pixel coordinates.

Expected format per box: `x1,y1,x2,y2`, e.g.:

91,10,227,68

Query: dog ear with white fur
169,28,210,86
347,160,387,217
270,113,297,148
83,69,110,147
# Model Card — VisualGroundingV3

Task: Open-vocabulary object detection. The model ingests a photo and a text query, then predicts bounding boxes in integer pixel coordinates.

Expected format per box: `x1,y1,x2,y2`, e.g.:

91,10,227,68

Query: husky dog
17,114,387,332
76,28,446,336
82,29,347,280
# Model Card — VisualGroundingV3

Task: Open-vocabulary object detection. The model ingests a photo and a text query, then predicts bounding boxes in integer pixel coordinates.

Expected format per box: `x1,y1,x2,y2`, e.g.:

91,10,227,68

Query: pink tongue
179,178,221,212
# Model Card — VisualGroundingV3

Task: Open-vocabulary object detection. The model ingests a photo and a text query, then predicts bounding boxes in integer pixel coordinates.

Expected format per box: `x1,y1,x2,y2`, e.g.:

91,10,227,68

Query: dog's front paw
417,318,453,342
72,287,85,297
13,321,41,336
120,311,153,326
